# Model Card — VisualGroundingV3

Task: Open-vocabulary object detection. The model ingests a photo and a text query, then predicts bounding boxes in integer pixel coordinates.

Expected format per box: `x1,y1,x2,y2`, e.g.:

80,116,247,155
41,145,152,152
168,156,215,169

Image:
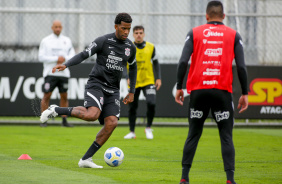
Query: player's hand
155,79,162,91
52,64,66,73
57,56,65,64
123,93,134,105
175,89,184,106
237,95,248,113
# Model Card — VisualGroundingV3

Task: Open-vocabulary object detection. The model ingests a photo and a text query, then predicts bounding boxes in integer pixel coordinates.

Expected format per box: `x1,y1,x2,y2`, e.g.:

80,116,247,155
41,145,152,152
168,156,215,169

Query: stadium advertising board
234,66,282,119
0,63,281,119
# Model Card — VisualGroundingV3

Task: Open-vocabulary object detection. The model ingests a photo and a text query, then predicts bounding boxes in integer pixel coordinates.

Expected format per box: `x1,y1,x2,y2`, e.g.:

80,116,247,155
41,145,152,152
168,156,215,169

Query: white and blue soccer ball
104,147,124,167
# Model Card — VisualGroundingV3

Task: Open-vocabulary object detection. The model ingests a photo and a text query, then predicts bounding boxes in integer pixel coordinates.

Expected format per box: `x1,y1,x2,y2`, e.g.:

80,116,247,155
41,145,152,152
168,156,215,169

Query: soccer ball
104,147,124,167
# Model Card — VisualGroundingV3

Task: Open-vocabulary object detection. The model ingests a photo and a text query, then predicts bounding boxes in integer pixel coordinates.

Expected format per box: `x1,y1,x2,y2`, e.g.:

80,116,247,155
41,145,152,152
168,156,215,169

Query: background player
38,20,75,127
40,13,137,168
124,25,161,140
175,1,248,184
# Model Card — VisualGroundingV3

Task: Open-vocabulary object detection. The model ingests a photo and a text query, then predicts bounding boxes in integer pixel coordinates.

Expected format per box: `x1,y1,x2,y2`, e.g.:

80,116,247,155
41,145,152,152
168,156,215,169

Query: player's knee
105,117,118,129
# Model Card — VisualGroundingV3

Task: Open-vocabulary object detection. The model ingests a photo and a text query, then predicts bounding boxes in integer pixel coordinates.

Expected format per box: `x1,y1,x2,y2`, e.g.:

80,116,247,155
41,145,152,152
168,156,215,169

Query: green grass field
0,125,281,184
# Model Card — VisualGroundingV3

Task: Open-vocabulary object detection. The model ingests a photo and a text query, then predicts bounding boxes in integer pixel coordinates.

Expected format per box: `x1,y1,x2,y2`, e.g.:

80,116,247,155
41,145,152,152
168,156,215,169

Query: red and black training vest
186,23,236,94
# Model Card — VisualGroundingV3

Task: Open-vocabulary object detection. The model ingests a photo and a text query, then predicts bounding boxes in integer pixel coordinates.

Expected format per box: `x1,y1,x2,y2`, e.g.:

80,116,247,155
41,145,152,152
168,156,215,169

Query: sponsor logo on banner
248,78,282,105
248,78,282,115
0,76,88,102
260,106,282,114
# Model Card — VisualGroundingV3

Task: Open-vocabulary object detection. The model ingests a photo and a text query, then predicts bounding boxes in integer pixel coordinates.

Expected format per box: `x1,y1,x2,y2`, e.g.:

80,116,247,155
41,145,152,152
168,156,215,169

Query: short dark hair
114,13,132,24
133,25,144,32
206,1,224,19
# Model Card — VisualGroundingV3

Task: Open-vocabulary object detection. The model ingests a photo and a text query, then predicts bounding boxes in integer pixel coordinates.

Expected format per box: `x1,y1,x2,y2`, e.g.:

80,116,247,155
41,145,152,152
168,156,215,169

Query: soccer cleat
179,179,189,184
124,132,136,139
40,105,59,123
227,180,237,184
78,158,103,168
145,128,153,139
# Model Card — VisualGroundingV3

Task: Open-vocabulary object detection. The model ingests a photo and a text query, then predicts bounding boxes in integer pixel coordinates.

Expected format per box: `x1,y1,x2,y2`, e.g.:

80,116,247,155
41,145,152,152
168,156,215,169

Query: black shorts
133,84,156,105
43,76,68,93
189,89,234,124
84,83,120,125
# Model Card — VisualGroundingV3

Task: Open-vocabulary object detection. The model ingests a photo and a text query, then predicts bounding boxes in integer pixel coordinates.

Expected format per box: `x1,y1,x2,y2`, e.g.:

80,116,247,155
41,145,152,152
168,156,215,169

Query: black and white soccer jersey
65,32,137,93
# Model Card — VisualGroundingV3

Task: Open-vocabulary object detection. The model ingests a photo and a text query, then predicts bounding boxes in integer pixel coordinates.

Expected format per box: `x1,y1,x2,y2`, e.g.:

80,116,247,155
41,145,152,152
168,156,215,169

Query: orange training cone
18,154,32,160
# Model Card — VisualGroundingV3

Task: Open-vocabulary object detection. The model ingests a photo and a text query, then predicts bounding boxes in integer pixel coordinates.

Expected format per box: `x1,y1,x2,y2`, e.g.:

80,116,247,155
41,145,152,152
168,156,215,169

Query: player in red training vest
175,1,248,184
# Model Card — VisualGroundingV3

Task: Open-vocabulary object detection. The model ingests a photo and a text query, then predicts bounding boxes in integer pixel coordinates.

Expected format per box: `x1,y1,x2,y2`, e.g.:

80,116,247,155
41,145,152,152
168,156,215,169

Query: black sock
55,107,73,116
226,170,235,182
62,117,67,123
181,164,191,181
82,141,101,160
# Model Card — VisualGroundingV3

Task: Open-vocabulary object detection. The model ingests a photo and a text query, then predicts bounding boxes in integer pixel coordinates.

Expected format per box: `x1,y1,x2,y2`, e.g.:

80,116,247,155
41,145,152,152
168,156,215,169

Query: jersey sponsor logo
204,48,222,57
214,111,229,122
203,80,218,85
260,106,282,114
248,78,282,105
85,42,97,52
124,42,131,46
202,61,221,66
203,39,223,44
190,109,203,118
110,51,115,55
108,38,116,42
125,48,130,56
203,29,224,37
84,101,87,106
108,55,122,61
203,68,220,76
106,56,124,71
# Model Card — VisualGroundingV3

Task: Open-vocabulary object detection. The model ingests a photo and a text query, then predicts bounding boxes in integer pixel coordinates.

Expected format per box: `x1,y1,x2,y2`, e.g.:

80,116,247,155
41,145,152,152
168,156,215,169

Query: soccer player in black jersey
40,13,137,168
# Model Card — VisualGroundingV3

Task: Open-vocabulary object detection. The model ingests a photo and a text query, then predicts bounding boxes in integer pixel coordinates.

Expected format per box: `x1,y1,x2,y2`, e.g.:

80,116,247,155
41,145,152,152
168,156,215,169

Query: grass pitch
0,125,281,184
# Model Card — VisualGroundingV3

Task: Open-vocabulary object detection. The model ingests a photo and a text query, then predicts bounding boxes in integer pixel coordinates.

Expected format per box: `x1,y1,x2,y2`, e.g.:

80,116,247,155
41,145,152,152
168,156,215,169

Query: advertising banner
0,63,281,119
